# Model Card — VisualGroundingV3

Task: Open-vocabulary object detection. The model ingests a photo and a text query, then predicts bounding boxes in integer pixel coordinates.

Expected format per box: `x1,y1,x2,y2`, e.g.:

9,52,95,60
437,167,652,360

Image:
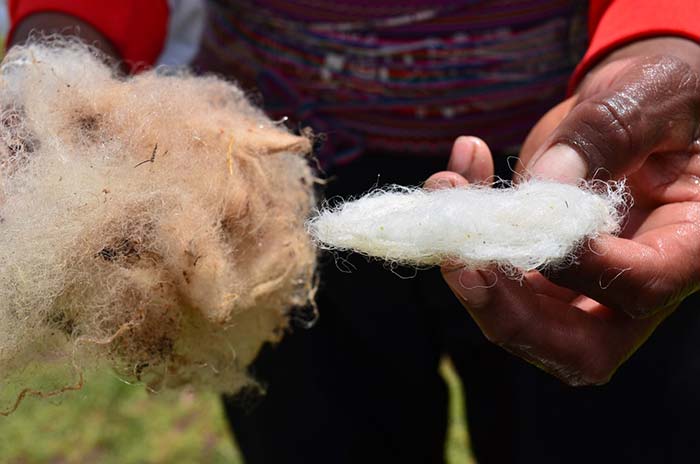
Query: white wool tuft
308,180,628,272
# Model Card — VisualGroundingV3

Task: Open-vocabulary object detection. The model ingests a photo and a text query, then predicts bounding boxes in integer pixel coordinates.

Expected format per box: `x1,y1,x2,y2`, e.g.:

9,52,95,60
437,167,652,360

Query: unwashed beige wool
0,40,316,413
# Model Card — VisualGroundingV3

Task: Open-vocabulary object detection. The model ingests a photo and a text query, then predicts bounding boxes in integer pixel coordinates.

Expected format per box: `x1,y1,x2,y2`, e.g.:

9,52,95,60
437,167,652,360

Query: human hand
428,37,700,385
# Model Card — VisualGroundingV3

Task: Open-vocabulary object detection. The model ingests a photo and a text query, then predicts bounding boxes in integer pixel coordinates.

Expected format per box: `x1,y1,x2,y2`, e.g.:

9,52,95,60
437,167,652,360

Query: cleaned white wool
308,180,627,272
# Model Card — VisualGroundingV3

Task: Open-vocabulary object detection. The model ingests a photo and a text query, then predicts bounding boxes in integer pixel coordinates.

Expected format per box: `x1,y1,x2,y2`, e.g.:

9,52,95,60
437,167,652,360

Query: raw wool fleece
0,40,316,414
309,180,628,272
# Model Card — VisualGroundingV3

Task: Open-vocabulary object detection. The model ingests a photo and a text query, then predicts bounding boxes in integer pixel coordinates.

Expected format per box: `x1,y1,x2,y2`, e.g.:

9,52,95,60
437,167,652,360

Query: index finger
549,202,700,318
441,267,667,385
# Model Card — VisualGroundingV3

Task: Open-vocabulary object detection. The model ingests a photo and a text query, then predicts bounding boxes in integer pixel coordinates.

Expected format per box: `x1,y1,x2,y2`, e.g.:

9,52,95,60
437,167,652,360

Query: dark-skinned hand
427,37,700,385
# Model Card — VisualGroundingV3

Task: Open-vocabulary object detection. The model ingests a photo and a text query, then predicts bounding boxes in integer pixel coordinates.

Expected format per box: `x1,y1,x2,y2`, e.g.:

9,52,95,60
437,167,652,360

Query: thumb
527,56,700,182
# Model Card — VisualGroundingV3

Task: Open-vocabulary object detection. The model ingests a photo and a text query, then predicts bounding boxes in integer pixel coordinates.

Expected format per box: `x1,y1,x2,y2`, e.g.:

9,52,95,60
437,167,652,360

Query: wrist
602,37,700,70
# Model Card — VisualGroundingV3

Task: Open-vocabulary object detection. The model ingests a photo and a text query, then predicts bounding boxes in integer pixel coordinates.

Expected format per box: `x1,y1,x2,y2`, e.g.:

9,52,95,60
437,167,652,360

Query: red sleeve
570,0,700,93
8,0,169,71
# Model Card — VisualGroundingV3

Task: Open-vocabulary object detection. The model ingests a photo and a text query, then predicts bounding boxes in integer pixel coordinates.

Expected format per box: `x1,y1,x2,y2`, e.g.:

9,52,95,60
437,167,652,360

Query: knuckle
629,55,700,99
622,292,659,319
576,349,617,386
554,97,642,175
558,54,700,177
541,356,613,387
621,266,681,319
677,64,700,95
586,97,640,151
650,55,700,94
578,363,614,386
642,55,700,129
483,314,528,347
563,333,619,386
624,305,655,319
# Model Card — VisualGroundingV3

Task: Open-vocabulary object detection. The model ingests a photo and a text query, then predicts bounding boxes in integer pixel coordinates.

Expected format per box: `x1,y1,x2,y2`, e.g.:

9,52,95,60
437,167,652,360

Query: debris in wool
0,40,316,414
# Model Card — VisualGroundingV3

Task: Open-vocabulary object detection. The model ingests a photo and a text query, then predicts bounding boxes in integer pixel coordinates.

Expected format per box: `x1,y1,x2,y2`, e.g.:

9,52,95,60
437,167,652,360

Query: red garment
7,0,169,71
8,0,700,84
570,0,700,90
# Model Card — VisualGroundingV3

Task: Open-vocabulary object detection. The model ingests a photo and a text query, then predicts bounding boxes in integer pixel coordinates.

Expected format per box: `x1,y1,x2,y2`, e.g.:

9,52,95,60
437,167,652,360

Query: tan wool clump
0,40,317,414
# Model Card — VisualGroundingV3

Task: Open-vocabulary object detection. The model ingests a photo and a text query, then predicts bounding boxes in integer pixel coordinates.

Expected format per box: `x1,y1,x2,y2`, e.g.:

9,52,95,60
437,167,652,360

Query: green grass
0,371,242,464
441,359,477,464
0,359,473,463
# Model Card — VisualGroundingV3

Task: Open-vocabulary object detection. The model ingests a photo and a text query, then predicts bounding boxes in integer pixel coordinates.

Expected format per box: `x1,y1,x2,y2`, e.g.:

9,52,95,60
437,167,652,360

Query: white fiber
309,180,627,271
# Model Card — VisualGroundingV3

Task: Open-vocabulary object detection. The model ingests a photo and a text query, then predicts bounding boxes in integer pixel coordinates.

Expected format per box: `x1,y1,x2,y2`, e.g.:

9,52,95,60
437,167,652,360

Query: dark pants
224,153,700,463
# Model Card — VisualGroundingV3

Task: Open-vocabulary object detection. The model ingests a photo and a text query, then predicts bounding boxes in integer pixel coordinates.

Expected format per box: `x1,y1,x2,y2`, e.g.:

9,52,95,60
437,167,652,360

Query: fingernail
448,136,475,176
529,144,587,183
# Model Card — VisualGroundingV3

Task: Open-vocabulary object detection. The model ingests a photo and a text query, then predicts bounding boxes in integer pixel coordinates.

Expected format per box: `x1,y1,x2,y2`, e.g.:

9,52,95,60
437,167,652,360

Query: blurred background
0,2,7,39
0,360,473,463
0,1,473,462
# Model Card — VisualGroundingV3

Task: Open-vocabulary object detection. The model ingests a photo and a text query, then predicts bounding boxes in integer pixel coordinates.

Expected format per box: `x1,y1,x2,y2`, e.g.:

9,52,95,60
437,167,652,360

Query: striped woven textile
194,0,588,166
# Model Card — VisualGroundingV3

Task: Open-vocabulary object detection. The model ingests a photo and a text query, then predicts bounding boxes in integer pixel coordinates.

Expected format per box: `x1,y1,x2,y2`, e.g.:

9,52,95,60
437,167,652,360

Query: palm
431,45,700,384
519,89,700,317
430,67,700,383
493,149,700,384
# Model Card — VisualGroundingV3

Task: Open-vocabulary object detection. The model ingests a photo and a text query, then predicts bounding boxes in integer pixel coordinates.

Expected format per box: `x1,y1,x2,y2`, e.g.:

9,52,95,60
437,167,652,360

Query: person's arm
571,0,700,92
7,0,169,71
10,12,120,60
431,1,700,385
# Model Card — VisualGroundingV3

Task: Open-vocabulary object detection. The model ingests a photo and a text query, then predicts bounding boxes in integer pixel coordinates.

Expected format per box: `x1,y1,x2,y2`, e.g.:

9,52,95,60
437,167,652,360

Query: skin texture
430,36,700,385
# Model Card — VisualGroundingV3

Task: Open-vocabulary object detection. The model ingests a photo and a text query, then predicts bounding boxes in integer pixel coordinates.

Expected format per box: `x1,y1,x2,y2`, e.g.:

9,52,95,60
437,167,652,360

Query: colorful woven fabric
10,1,700,166
195,1,589,166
